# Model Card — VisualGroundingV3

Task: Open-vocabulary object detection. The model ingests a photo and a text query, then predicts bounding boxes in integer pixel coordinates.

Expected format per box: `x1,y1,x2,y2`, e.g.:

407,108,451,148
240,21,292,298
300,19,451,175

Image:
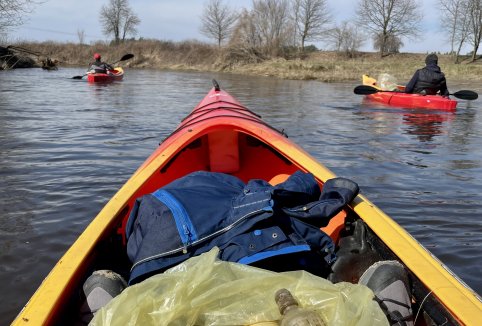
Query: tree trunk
471,42,480,61
455,40,464,64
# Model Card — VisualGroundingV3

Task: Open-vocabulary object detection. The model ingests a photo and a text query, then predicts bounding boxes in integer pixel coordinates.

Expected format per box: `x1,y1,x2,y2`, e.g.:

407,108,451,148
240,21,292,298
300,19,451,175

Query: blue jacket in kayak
125,170,359,284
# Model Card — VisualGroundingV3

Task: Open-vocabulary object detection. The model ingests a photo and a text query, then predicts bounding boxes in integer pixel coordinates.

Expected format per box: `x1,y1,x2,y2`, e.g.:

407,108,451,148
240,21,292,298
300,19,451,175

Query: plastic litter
91,247,388,326
378,73,398,91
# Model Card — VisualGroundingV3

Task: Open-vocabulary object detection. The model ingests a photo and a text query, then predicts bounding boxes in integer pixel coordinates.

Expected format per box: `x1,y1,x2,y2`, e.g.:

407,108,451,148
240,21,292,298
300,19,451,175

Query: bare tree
356,0,422,56
438,0,470,63
230,8,261,48
0,32,7,44
453,1,471,62
327,21,365,57
0,0,38,33
200,0,238,47
225,9,265,64
439,0,465,53
100,0,140,43
77,29,85,45
466,0,482,61
121,10,140,41
251,0,291,56
374,32,403,53
291,0,301,47
292,0,331,52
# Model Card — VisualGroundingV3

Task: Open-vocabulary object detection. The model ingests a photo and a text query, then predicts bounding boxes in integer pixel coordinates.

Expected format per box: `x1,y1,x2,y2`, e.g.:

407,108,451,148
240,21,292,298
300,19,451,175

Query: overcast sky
6,0,458,54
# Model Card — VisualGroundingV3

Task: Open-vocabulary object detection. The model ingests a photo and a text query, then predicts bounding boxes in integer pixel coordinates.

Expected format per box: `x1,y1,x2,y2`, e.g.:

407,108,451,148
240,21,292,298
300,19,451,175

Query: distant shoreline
5,40,482,83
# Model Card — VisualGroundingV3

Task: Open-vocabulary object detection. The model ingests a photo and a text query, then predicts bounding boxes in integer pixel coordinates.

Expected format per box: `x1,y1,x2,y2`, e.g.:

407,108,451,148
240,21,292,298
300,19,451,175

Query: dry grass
11,40,482,83
228,51,482,83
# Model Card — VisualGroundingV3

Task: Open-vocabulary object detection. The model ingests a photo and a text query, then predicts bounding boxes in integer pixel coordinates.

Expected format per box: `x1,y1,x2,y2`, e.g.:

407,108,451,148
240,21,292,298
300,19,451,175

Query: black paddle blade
120,53,134,61
72,75,84,79
452,90,478,101
353,85,379,95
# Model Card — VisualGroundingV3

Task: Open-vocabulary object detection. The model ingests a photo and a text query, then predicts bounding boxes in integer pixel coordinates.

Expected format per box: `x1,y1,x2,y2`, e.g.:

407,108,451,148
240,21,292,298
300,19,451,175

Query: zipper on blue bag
131,196,274,271
152,189,198,253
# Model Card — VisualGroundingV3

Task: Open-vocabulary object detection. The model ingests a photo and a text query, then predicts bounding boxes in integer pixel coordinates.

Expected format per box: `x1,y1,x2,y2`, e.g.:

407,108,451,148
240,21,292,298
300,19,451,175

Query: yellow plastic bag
91,247,388,326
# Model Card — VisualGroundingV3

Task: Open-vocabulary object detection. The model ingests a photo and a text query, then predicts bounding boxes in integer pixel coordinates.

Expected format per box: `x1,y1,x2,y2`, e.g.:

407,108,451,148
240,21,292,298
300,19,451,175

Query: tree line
2,0,482,62
199,0,421,58
200,0,482,61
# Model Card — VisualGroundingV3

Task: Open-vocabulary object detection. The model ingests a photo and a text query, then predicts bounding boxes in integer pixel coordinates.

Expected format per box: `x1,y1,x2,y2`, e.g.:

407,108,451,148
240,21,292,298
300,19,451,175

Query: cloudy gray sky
7,0,456,54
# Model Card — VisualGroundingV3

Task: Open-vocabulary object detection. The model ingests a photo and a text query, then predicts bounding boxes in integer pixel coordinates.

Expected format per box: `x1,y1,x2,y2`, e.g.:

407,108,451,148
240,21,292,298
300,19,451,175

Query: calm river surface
1,68,481,324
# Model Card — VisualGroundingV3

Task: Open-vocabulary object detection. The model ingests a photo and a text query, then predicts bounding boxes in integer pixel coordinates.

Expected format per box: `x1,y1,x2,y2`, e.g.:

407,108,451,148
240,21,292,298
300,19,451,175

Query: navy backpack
125,170,359,284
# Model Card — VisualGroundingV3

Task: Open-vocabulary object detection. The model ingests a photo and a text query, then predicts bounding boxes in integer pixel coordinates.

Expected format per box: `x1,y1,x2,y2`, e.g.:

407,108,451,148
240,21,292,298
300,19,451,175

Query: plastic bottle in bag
274,289,325,326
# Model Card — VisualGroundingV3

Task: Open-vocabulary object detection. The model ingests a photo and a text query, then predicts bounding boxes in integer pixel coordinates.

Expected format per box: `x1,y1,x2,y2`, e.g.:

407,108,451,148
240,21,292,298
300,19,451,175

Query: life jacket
413,65,446,95
125,170,359,284
88,60,109,73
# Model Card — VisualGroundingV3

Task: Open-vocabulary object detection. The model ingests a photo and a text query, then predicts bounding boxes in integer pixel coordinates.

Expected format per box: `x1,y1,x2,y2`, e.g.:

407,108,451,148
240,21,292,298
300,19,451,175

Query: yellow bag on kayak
91,247,388,326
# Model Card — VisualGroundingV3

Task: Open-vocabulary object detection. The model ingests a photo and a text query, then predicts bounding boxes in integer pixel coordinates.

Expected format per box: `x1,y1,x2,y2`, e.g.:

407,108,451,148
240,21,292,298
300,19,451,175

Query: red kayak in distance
87,67,124,83
361,74,458,111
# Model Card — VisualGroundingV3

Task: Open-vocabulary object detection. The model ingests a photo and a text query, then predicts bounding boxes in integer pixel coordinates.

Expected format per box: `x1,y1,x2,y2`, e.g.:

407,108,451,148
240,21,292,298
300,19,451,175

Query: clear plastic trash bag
378,73,398,91
91,247,388,326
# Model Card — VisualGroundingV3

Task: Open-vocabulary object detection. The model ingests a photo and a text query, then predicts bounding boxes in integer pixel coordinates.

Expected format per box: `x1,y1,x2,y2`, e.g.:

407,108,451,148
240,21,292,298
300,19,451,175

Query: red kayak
361,75,458,111
87,67,124,83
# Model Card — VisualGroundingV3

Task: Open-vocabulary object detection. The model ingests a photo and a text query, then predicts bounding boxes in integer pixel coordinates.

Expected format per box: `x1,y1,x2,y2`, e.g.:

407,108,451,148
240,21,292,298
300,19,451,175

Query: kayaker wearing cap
88,53,113,73
405,53,449,96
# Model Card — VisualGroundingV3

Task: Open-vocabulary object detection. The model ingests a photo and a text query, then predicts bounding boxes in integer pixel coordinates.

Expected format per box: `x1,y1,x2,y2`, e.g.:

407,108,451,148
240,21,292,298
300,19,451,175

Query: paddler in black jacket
405,53,449,96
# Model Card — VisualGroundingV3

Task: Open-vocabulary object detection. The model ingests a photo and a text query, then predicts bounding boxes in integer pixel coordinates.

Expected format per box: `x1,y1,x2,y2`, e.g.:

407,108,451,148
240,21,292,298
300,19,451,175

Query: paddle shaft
109,53,134,66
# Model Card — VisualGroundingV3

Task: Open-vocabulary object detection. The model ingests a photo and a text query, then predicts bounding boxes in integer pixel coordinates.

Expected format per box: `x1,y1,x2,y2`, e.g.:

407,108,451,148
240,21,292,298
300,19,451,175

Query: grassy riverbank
14,39,482,83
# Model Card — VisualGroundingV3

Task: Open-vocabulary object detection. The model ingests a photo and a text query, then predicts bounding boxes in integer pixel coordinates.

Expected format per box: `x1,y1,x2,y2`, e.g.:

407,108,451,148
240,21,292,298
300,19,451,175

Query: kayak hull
362,74,458,111
87,67,124,83
12,81,481,326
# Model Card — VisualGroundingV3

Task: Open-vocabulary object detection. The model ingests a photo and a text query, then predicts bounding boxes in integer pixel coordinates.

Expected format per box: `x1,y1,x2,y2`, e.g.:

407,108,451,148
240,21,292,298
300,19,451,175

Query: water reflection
402,111,454,142
359,98,456,143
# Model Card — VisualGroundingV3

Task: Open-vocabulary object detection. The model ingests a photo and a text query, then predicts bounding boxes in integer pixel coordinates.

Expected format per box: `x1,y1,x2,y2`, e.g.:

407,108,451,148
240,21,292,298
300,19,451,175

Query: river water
1,68,481,324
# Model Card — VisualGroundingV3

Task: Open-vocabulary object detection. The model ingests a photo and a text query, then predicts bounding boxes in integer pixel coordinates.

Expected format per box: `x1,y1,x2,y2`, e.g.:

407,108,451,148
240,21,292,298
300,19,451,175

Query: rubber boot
78,270,127,324
359,260,414,326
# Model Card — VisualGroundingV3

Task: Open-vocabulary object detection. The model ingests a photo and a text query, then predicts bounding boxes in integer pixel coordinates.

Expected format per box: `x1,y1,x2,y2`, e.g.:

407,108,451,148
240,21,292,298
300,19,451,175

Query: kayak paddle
353,85,478,101
110,53,134,66
72,53,135,79
71,74,87,80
